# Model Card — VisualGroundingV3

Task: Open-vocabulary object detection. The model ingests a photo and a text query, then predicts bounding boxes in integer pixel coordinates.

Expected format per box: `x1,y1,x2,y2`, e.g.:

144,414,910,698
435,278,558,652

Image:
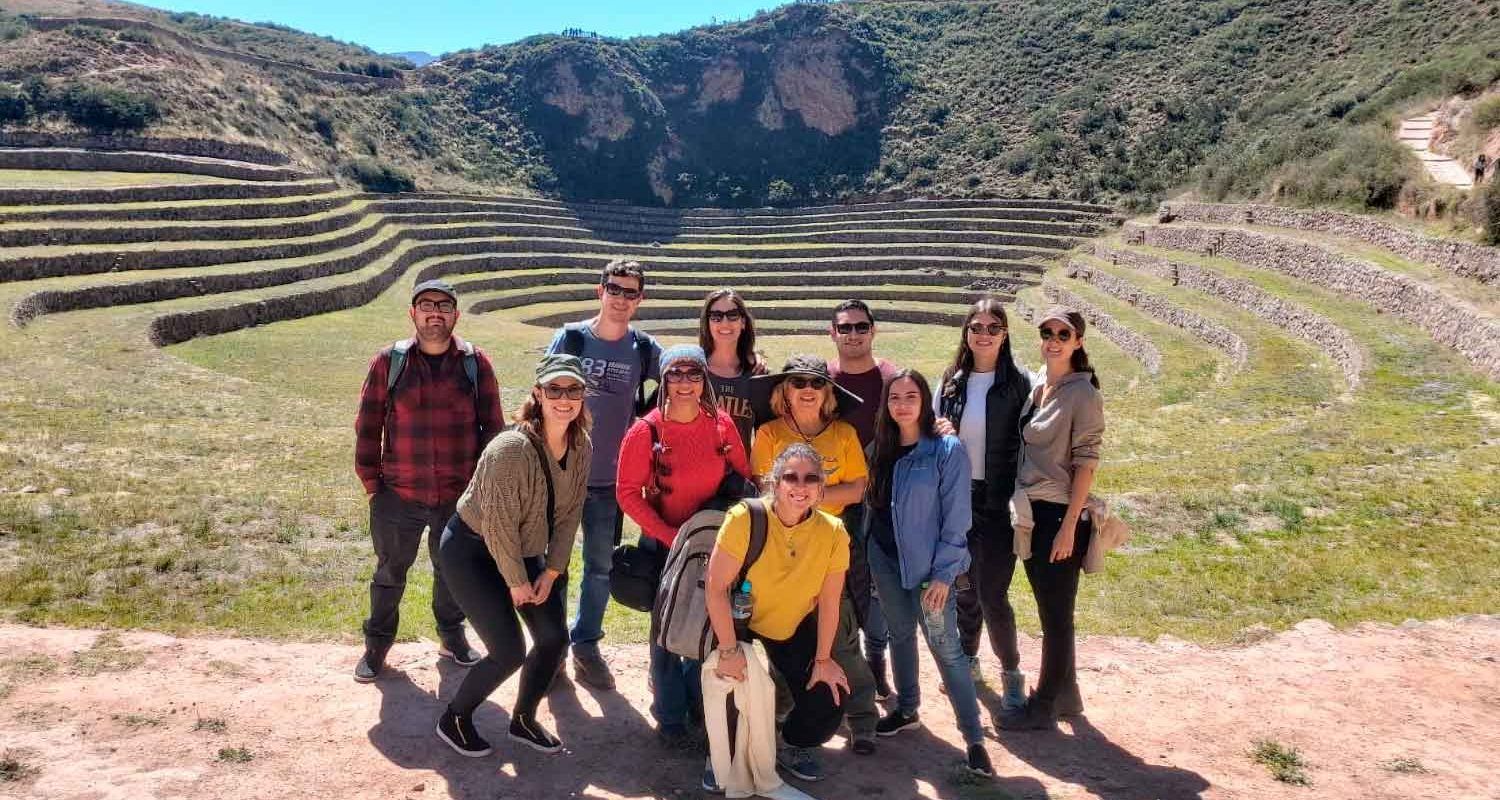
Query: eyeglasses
1039,327,1074,342
967,322,1007,336
664,368,705,383
602,282,643,300
415,299,457,313
541,383,586,400
834,322,872,335
778,472,824,486
707,310,744,324
786,376,828,390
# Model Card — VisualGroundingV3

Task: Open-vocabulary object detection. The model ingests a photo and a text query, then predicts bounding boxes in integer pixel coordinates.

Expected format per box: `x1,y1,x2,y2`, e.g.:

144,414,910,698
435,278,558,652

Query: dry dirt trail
1398,112,1477,189
1,618,1497,800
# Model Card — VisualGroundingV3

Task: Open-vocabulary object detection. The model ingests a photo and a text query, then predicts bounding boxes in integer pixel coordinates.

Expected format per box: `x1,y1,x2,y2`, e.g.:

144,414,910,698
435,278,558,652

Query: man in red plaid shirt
353,279,507,683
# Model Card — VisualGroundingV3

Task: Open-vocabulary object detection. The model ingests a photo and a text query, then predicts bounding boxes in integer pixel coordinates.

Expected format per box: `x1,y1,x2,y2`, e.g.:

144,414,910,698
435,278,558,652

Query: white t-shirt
934,371,996,478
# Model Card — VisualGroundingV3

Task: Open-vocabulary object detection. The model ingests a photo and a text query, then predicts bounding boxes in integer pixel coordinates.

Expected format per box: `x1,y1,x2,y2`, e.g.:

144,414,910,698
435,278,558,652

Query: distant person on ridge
546,259,662,690
353,279,506,683
1476,152,1489,185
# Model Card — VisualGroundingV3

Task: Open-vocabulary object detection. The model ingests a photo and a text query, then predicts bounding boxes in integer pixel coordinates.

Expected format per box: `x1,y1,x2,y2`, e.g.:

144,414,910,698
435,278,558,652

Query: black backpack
386,338,479,403
559,323,655,418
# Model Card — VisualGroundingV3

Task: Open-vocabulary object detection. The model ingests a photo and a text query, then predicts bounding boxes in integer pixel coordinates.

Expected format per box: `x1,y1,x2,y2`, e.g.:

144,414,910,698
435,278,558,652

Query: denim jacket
866,433,973,590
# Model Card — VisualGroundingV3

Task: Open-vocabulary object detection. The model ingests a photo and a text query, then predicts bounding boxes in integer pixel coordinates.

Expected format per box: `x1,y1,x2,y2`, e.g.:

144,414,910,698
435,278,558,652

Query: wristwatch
718,643,741,657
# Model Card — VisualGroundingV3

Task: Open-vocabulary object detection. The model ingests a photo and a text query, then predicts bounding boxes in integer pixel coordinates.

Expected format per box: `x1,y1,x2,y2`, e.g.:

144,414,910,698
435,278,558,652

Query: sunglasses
834,322,872,336
707,310,744,324
967,322,1007,336
787,376,829,390
778,471,824,486
541,383,586,400
602,282,643,300
1039,327,1074,342
664,368,705,384
414,299,457,313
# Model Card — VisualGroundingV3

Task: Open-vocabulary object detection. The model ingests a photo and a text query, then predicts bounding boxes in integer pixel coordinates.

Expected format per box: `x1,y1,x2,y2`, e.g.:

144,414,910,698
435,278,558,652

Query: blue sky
146,1,794,55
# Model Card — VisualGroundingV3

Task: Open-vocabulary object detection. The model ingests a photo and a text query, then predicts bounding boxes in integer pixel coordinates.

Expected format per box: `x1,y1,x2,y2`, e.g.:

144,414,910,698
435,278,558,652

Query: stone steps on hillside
1397,112,1474,189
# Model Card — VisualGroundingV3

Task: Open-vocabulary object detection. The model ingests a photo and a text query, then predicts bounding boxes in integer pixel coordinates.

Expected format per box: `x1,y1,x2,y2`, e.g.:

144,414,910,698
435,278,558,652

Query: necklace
788,414,828,444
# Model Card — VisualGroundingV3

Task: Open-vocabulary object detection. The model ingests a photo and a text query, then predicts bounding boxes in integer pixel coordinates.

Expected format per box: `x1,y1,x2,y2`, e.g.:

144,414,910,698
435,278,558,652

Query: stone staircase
1397,112,1475,189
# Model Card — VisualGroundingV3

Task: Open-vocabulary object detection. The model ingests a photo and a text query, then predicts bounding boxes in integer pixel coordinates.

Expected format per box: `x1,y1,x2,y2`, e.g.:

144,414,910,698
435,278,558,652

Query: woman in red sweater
616,343,750,745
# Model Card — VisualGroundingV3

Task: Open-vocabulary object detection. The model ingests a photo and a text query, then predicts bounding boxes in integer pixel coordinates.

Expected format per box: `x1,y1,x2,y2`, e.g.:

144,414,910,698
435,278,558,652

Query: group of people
352,259,1108,795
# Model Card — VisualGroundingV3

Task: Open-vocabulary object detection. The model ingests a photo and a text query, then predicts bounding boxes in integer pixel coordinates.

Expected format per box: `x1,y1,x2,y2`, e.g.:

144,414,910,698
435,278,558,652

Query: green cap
535,354,586,386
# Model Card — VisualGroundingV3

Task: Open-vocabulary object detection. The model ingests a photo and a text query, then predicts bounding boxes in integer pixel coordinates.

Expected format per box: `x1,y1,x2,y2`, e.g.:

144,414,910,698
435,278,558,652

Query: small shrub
310,109,336,143
56,83,162,132
1251,738,1311,786
342,158,416,192
0,12,29,41
116,28,156,46
1480,177,1500,245
1381,757,1429,774
1471,96,1500,132
766,178,795,204
0,750,38,783
0,84,31,123
215,746,252,764
194,716,227,733
1276,126,1414,210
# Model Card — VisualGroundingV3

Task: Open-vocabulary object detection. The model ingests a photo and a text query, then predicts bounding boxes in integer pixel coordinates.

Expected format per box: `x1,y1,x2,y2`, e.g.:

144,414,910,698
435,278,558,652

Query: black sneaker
508,714,562,754
435,707,492,757
875,709,921,737
572,650,617,691
852,737,876,755
868,658,892,702
438,632,483,667
353,649,383,683
965,743,995,777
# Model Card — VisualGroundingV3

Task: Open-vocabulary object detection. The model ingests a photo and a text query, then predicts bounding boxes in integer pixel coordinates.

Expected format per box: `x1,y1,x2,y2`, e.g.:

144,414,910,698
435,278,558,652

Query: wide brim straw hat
751,353,863,419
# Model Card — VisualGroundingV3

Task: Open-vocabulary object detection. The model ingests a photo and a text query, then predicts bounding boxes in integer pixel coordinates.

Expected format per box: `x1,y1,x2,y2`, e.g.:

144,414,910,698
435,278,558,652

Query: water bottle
919,581,946,635
731,580,753,641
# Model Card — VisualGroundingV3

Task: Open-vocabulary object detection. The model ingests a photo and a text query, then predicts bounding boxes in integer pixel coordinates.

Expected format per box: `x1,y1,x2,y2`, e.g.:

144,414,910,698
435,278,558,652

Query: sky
145,0,794,56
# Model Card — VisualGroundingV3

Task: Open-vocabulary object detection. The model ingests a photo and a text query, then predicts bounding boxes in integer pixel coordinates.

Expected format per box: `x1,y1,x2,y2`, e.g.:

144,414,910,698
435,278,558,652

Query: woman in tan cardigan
433,354,592,758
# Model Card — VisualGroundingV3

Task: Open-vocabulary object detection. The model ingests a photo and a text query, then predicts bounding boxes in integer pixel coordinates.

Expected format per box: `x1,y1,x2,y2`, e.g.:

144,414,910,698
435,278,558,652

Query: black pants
363,487,464,650
759,611,846,748
439,515,568,719
956,484,1021,670
1023,500,1092,710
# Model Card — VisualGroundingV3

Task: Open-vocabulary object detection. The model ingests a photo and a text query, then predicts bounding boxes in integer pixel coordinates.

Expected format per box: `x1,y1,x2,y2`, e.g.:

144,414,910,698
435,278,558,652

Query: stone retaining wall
1126,221,1500,379
470,285,982,315
0,195,351,224
377,193,1113,220
1066,259,1249,368
1038,280,1163,375
0,147,308,181
0,206,367,247
453,269,999,294
1094,242,1363,391
522,304,968,330
0,180,337,206
0,133,290,166
1162,201,1500,285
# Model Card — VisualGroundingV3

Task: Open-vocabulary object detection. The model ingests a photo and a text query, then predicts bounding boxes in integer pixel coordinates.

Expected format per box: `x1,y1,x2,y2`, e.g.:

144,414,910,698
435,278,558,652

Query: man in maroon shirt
827,298,898,703
352,279,507,683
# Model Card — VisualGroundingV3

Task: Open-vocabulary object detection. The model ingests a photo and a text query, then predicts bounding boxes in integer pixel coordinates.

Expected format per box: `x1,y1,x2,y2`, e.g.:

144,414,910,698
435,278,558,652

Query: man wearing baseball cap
352,278,507,682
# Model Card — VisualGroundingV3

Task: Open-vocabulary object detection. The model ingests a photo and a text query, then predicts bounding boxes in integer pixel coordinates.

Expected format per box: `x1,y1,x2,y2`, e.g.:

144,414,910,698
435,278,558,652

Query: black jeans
363,487,464,650
759,611,846,748
956,483,1021,670
1023,499,1092,710
439,515,569,719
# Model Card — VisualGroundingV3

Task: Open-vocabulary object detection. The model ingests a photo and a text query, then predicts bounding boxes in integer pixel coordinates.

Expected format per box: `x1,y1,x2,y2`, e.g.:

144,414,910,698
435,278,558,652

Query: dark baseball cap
411,279,457,305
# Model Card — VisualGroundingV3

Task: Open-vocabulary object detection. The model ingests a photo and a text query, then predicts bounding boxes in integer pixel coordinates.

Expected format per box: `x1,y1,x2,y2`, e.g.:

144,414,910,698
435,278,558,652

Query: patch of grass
2,653,59,680
0,750,38,783
1251,738,1311,786
70,632,147,676
215,746,253,764
1382,757,1429,774
946,765,1015,799
194,716,228,733
113,712,163,729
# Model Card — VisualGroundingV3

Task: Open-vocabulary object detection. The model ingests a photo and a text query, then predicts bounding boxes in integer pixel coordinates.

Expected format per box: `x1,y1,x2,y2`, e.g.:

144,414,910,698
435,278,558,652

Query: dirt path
1398,112,1476,189
1,618,1497,799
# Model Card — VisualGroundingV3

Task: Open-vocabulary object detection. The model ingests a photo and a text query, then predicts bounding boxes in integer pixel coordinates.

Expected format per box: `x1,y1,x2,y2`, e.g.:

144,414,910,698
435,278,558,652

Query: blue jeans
649,644,702,729
841,504,888,664
569,485,622,654
868,537,984,745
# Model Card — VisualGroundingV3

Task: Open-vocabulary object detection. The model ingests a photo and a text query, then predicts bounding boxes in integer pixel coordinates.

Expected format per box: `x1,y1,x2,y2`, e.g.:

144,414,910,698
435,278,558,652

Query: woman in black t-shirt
699,289,768,452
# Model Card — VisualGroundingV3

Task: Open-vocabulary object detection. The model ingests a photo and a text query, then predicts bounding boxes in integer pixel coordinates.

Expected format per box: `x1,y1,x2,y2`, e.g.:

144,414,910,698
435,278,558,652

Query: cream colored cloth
1010,487,1129,574
702,646,815,800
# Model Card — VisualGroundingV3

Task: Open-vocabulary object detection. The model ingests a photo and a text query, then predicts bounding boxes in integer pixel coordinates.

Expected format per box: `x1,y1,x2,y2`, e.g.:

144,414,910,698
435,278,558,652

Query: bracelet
718,643,741,657
814,656,832,664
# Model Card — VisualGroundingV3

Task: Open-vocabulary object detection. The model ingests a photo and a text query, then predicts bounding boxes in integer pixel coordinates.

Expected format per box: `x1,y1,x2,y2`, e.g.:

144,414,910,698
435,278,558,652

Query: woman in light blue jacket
863,368,993,777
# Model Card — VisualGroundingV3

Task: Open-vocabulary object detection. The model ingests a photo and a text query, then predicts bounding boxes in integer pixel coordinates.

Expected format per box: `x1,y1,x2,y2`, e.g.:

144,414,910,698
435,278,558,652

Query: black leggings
758,611,846,748
956,486,1021,670
438,514,568,719
1023,500,1092,709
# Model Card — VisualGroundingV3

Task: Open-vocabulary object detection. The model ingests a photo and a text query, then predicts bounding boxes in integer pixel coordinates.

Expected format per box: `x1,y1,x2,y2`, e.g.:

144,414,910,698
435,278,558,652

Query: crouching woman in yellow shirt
703,442,851,789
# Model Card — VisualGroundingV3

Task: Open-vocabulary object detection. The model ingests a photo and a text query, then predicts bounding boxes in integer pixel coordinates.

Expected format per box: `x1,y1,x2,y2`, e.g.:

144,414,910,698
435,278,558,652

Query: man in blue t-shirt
546,259,661,691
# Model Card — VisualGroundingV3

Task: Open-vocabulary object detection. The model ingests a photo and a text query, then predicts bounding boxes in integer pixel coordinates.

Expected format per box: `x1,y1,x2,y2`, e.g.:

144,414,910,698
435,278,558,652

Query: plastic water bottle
919,581,946,634
731,580,753,641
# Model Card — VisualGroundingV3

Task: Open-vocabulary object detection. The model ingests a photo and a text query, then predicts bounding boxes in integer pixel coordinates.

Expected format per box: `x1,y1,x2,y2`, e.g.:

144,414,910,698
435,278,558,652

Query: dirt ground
1,617,1496,800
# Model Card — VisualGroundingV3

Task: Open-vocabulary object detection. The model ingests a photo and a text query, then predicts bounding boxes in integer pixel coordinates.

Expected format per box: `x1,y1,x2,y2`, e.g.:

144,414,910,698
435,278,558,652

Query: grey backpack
652,499,767,661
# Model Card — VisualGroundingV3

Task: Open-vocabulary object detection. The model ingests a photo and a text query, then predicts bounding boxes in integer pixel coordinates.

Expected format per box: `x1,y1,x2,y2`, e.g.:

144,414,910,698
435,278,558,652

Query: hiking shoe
875,709,921,737
353,650,383,683
777,746,824,782
435,707,492,757
702,757,724,794
1056,682,1085,717
868,657,892,701
572,650,616,691
438,632,482,667
965,743,995,777
998,697,1057,732
851,737,876,756
969,655,987,688
1001,669,1028,712
508,714,562,754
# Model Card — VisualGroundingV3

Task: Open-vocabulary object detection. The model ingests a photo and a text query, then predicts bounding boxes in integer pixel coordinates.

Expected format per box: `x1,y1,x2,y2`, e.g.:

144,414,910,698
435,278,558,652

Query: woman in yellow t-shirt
705,442,851,784
750,354,868,515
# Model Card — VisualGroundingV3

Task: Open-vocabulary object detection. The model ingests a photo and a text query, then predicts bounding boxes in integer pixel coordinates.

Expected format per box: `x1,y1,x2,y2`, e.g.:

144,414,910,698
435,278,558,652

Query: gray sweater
456,427,590,588
1017,371,1104,505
